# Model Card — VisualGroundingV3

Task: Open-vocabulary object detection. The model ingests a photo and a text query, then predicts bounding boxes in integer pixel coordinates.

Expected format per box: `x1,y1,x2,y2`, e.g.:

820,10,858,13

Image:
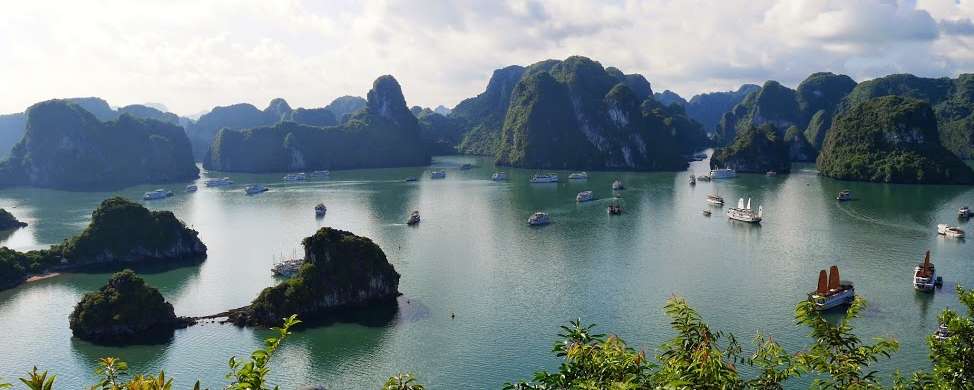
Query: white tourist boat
530,173,559,183
959,206,972,219
706,191,725,206
491,172,508,181
204,177,234,187
430,170,447,179
244,184,268,195
808,265,855,311
314,203,327,217
836,190,853,201
913,251,938,292
576,190,594,202
528,212,550,226
611,180,624,190
143,189,173,200
407,210,421,225
937,224,965,238
283,173,306,181
271,258,304,277
689,175,696,185
710,168,736,179
185,184,198,193
568,172,589,180
727,197,762,223
311,170,331,177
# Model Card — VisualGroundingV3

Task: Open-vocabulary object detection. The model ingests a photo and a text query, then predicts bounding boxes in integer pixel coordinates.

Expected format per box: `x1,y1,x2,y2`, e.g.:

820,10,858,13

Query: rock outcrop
228,227,400,327
817,96,974,184
683,84,760,133
0,208,27,230
453,65,526,155
785,126,817,162
69,270,190,344
711,124,790,174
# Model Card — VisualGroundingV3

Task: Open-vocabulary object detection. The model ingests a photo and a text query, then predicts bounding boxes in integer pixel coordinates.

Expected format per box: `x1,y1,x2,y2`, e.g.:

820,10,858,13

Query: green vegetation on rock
785,125,817,162
0,100,198,190
711,124,790,173
817,96,974,184
69,270,186,344
229,227,400,327
453,65,526,155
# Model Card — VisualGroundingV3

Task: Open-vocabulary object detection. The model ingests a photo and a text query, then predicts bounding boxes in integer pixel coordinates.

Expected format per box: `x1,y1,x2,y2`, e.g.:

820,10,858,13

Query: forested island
0,208,27,230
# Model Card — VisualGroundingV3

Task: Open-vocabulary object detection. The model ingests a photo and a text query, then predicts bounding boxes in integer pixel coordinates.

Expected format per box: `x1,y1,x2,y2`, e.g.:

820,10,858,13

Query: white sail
758,205,763,218
738,198,745,208
746,198,751,210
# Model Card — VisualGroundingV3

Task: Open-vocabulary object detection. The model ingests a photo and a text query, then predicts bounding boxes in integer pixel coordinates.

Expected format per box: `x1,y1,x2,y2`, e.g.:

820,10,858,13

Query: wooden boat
807,265,855,311
913,251,938,292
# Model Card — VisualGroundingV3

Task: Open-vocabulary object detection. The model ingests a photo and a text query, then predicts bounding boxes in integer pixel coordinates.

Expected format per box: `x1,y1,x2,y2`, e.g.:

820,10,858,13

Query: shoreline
26,272,61,283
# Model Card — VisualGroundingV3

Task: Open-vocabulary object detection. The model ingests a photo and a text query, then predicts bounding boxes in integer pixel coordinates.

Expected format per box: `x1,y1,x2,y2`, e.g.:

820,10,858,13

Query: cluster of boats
271,258,304,277
806,251,945,312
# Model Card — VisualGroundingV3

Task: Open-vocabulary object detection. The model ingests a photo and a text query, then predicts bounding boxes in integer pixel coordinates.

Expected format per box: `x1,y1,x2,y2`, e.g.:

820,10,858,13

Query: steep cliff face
784,126,817,162
414,107,464,155
70,270,188,344
711,124,790,173
324,95,367,123
204,76,430,172
817,96,974,184
0,100,198,190
495,56,687,170
229,227,400,327
453,65,526,155
188,102,281,160
654,90,687,107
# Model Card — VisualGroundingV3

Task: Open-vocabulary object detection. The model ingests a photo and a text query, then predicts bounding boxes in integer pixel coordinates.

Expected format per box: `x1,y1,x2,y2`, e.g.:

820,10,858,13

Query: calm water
0,155,972,389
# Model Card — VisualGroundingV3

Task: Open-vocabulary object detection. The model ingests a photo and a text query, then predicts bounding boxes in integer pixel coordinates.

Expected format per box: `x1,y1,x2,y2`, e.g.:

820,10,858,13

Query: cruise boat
530,173,559,183
491,172,508,181
607,203,623,215
204,177,234,187
836,190,853,201
727,198,762,223
706,192,725,206
311,170,331,177
611,180,624,190
807,266,855,311
913,251,938,292
460,163,473,170
143,189,173,200
709,168,737,179
527,212,550,226
407,211,421,226
938,224,965,238
271,258,304,277
568,172,589,180
430,170,447,179
404,177,418,182
283,173,306,181
244,184,268,195
959,206,972,219
698,175,712,182
185,184,198,193
689,175,696,185
314,203,327,217
576,190,594,202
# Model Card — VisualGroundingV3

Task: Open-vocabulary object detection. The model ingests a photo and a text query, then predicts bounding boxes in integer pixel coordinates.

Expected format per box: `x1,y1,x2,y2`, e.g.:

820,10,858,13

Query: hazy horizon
3,0,974,116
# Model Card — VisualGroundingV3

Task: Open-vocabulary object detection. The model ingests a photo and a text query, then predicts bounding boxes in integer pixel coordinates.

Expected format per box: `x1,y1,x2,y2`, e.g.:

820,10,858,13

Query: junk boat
143,189,173,200
185,184,198,193
707,192,725,206
938,224,966,238
959,206,972,219
430,170,447,179
283,173,306,181
689,175,696,185
568,172,589,180
528,212,550,226
244,184,268,195
808,265,855,311
612,180,624,190
271,258,304,277
314,203,327,217
913,251,942,292
530,173,559,183
576,190,594,202
709,168,737,179
491,172,508,181
204,177,233,187
727,198,762,223
607,203,623,215
407,211,421,225
836,190,853,201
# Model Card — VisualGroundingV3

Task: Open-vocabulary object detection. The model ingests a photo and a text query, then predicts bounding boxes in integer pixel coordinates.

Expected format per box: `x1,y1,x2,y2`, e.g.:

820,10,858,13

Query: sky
3,0,974,116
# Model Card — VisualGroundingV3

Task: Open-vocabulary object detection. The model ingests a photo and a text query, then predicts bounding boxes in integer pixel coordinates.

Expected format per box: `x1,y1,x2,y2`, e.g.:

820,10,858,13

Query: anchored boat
727,198,762,223
528,212,550,226
407,211,421,225
185,184,198,193
959,206,972,219
709,168,736,179
272,258,304,277
530,173,559,183
244,184,268,195
283,173,306,181
611,180,624,190
143,189,173,200
314,203,327,217
938,224,966,239
808,265,855,311
204,177,233,187
576,190,594,202
913,251,941,292
568,172,589,180
491,172,508,181
706,191,725,206
430,170,447,179
836,190,853,201
689,175,696,185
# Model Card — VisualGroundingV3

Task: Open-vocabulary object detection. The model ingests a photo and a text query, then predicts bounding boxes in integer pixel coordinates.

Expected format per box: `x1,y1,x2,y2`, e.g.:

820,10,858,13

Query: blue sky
2,0,974,115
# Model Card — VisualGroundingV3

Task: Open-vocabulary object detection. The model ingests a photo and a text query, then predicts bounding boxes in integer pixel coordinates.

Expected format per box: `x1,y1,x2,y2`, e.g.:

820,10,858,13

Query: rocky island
0,197,206,291
817,96,974,184
710,124,790,174
0,208,27,230
70,269,191,344
228,227,400,327
0,100,199,190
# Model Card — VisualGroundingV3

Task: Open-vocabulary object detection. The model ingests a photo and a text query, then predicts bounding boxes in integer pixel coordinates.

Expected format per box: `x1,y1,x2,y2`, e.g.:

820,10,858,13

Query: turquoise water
0,155,972,388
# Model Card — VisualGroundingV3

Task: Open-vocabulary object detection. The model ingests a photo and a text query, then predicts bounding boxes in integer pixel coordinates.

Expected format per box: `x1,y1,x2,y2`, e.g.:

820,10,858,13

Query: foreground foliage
3,288,974,389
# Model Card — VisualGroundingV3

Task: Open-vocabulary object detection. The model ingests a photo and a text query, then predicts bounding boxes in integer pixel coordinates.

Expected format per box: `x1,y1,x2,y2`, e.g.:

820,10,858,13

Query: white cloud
1,0,974,115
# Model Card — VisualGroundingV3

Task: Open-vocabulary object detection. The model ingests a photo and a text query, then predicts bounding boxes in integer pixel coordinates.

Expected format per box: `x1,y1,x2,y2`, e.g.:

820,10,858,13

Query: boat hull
809,287,855,311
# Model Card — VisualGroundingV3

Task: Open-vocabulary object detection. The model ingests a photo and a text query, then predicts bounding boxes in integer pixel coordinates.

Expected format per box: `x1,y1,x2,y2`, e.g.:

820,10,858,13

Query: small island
69,269,191,344
0,208,27,230
228,227,400,327
0,197,207,291
817,96,974,184
710,124,790,174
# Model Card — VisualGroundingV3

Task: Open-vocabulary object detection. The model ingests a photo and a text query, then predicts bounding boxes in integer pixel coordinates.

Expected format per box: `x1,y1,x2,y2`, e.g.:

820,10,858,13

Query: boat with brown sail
913,251,941,292
807,265,855,311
